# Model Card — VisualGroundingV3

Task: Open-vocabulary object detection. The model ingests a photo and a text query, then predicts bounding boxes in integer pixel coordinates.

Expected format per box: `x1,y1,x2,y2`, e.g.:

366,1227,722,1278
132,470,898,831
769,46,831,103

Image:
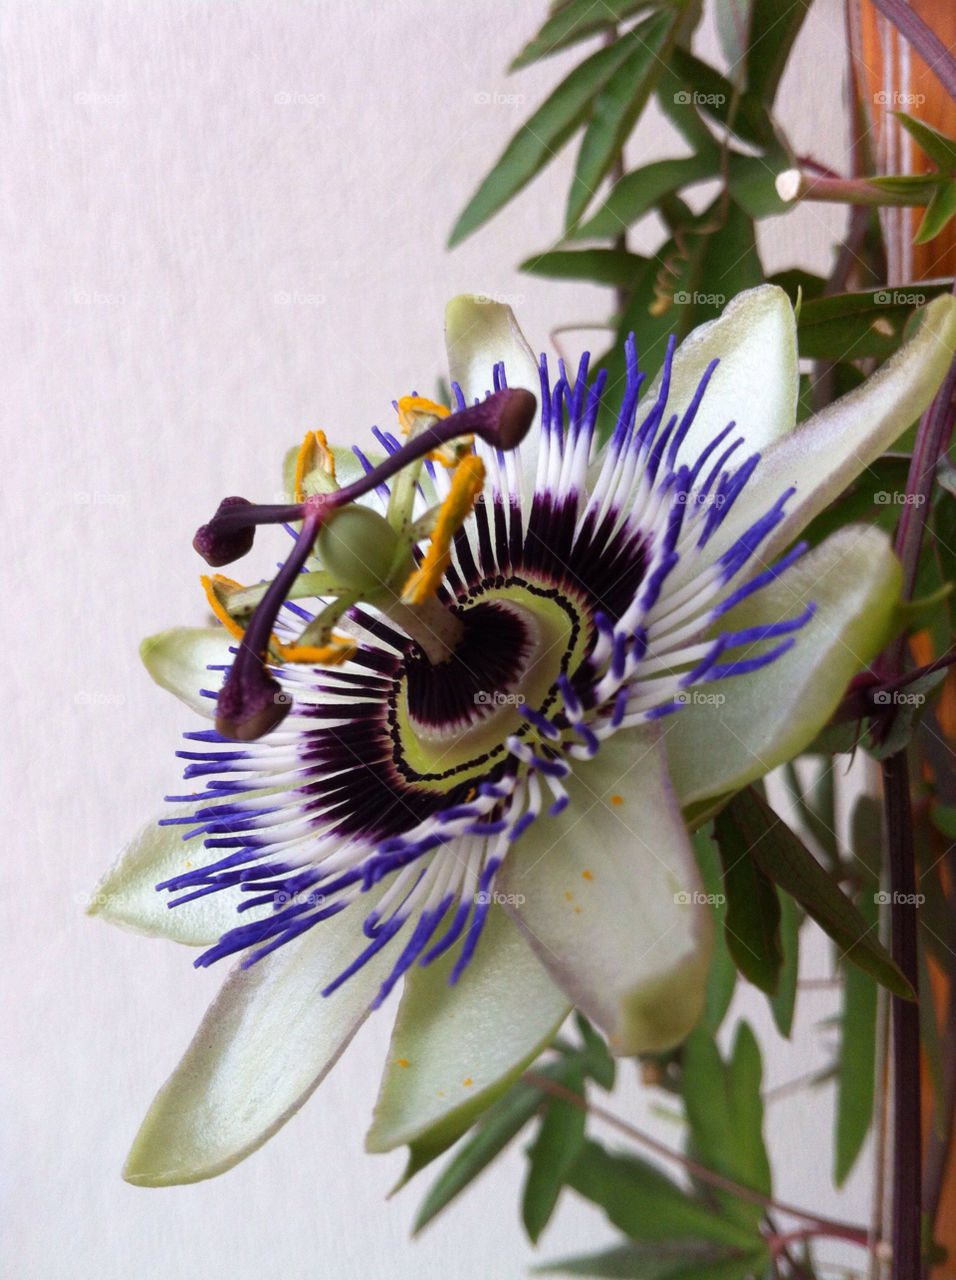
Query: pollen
395,1058,409,1069
564,891,573,902
581,870,593,880
610,795,623,806
402,454,485,605
462,1077,473,1087
276,637,357,666
201,575,254,645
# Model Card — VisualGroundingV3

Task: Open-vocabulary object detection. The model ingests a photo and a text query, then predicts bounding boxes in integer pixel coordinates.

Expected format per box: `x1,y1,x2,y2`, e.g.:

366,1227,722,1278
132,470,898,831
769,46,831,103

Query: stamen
402,455,485,605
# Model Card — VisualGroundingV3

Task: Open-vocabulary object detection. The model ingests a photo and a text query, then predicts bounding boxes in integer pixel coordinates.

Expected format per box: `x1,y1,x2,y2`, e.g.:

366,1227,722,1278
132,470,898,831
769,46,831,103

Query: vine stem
520,1072,871,1246
880,299,956,1279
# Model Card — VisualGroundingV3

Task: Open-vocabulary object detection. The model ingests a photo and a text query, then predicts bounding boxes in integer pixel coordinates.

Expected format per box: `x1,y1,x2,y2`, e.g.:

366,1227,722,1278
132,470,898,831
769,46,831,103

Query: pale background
4,2,872,1277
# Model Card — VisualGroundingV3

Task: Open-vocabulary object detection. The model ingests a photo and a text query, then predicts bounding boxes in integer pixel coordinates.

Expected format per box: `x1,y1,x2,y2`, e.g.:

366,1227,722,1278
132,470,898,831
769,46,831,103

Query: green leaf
866,668,948,762
798,455,911,551
714,0,751,74
567,1141,762,1250
575,1013,617,1091
930,804,956,839
918,943,946,1142
726,148,792,218
565,9,683,229
667,47,774,148
727,1024,772,1201
522,1066,588,1242
851,793,883,888
413,1077,549,1233
895,112,956,172
868,173,942,200
723,788,914,1000
681,1026,766,1234
714,811,783,995
449,39,636,247
768,890,800,1037
536,1240,767,1278
693,196,763,317
574,153,720,239
768,267,827,303
782,759,839,866
796,286,953,361
744,0,811,103
520,248,649,286
655,61,718,153
693,825,737,1032
510,0,656,70
915,180,956,245
833,893,878,1185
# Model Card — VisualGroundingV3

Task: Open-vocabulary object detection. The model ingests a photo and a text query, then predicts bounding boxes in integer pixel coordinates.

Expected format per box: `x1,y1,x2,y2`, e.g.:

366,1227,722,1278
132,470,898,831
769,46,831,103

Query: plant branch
520,1072,872,1246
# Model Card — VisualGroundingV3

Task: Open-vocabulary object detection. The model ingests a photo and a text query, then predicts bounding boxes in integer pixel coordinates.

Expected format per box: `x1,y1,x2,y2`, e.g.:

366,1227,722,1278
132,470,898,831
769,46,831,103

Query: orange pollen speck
610,795,623,806
396,1058,409,1068
581,870,593,880
463,1077,473,1087
564,891,573,901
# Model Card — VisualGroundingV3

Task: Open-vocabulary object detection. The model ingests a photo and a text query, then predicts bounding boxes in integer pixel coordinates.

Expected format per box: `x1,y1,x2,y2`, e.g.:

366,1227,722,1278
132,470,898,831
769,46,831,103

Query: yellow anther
201,575,251,644
396,395,466,467
275,637,357,666
402,454,485,605
294,430,337,502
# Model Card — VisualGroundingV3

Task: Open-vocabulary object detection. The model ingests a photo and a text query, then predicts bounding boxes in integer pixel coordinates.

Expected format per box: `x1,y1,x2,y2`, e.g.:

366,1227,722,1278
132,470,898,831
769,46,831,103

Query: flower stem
867,0,956,101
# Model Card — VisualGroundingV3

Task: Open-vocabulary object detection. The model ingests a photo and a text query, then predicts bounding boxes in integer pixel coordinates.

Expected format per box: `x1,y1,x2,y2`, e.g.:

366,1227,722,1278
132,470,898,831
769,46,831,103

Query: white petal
365,905,569,1158
674,294,956,587
665,525,902,816
648,284,798,464
87,808,271,946
139,627,232,718
495,727,712,1056
123,894,393,1185
445,294,542,502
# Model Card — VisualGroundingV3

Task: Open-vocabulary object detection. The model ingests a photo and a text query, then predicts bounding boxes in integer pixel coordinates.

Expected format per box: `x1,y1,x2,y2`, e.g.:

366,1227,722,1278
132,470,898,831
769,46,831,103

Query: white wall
3,3,870,1277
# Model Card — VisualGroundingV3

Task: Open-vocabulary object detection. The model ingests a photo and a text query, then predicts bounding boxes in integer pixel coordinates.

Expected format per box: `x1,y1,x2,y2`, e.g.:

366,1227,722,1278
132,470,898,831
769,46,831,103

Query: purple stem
868,0,956,102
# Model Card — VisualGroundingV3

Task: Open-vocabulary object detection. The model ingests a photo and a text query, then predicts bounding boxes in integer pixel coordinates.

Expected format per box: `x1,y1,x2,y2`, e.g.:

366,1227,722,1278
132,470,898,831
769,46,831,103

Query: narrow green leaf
567,1141,761,1250
511,0,656,70
565,10,681,229
575,1013,616,1091
850,793,882,888
681,1026,763,1233
520,248,649,286
693,825,737,1032
869,173,942,200
795,286,952,361
726,148,791,219
536,1240,767,1278
782,759,839,866
655,62,718,152
767,267,826,304
715,0,751,74
744,0,811,103
895,112,956,172
834,894,878,1185
715,815,783,995
723,788,914,1000
694,196,763,314
915,180,956,244
727,1024,772,1200
667,47,774,147
413,1079,545,1232
449,39,635,247
522,1068,588,1242
768,890,800,1037
574,153,720,239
